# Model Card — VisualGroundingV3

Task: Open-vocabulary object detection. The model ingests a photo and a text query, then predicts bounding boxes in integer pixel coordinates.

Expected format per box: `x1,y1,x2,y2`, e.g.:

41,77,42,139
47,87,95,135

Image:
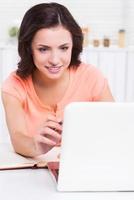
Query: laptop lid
57,102,134,191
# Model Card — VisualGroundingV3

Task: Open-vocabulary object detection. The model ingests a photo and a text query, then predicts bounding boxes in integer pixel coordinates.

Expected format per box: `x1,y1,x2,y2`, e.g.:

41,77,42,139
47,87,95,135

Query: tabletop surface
1,168,134,200
1,143,134,200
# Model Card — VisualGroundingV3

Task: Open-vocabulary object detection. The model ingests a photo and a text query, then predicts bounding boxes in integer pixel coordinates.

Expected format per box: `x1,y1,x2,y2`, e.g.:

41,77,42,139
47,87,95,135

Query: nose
48,51,60,66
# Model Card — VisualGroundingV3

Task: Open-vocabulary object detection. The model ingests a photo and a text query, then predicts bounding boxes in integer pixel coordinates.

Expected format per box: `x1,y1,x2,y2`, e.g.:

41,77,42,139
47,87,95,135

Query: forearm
10,131,40,158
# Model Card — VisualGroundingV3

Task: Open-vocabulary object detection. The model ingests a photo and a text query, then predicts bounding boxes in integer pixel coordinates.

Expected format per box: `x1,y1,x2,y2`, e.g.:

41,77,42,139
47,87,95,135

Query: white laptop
57,102,134,192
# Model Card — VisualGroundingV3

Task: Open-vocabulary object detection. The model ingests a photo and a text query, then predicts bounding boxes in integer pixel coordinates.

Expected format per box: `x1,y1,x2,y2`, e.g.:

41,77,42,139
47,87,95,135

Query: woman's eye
38,48,47,52
61,46,69,51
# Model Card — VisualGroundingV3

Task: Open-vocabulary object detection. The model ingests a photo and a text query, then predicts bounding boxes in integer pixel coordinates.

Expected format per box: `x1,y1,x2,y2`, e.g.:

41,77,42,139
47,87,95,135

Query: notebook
57,102,134,191
0,143,60,172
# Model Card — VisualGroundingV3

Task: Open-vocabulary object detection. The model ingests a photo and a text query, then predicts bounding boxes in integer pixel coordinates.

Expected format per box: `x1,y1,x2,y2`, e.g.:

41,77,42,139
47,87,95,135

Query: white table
1,168,134,200
0,142,134,200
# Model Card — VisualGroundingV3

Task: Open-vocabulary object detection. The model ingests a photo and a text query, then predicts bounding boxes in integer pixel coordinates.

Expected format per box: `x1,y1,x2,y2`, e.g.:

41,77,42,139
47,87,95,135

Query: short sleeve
1,72,26,104
90,67,108,101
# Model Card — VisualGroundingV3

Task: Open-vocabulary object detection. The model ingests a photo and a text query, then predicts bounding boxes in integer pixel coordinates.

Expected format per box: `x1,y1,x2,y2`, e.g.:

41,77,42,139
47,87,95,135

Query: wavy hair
17,3,83,78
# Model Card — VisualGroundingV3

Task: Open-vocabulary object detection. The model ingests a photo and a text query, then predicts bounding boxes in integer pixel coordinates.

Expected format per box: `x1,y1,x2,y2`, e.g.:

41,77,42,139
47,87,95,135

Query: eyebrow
38,43,70,48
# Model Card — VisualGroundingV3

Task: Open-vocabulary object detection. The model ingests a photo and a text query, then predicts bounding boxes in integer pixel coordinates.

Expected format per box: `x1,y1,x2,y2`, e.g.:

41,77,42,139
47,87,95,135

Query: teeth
45,66,61,73
45,66,61,68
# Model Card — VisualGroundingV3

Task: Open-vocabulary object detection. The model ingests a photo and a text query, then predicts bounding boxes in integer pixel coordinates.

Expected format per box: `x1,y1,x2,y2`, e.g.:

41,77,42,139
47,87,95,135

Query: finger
55,141,61,146
57,117,63,124
58,121,63,125
40,127,61,140
46,114,58,123
37,134,56,146
46,115,63,126
46,121,62,132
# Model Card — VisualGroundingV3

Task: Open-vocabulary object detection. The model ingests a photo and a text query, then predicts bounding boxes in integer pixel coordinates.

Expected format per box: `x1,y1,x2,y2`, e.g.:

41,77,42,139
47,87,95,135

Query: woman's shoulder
2,71,31,88
1,71,32,101
72,62,103,78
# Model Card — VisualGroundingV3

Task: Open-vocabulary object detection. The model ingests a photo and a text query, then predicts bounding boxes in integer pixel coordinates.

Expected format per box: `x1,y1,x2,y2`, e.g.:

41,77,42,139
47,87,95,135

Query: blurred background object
8,26,19,44
8,26,19,37
118,29,126,48
0,0,134,47
103,36,110,47
93,39,100,47
82,27,89,47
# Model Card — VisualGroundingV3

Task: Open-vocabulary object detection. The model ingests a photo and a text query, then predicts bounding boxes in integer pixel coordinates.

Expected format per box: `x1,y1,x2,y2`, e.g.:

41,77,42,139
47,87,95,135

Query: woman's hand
34,114,62,155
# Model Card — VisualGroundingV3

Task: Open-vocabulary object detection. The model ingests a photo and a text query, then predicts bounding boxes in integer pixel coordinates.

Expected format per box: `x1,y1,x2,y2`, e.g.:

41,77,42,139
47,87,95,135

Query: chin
47,73,63,80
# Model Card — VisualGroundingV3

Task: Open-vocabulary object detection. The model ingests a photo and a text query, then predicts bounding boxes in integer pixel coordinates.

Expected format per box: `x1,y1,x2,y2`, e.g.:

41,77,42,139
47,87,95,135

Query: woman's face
31,26,73,80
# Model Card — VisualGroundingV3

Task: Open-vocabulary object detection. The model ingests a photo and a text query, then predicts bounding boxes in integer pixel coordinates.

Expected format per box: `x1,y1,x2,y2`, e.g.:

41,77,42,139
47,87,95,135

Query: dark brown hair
17,3,83,78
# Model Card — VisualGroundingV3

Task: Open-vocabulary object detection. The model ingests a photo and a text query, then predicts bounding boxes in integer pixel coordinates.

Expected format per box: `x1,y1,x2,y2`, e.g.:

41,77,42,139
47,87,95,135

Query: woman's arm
1,92,62,157
99,85,114,102
2,92,39,157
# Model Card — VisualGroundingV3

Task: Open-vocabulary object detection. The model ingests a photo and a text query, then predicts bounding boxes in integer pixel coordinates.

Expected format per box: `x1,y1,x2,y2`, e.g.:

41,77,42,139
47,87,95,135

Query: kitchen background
0,0,134,141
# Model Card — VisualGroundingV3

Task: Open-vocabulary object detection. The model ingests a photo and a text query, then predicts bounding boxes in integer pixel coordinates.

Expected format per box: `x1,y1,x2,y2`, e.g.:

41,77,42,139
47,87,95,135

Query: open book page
0,143,40,170
0,143,60,170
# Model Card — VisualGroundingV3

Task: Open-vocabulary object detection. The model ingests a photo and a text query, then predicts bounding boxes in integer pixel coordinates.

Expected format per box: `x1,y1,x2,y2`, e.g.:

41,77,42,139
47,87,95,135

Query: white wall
0,92,10,142
0,0,134,45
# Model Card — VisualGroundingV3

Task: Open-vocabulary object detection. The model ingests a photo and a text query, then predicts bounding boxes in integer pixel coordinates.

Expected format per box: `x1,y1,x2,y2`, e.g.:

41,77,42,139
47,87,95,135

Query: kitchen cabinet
81,46,134,102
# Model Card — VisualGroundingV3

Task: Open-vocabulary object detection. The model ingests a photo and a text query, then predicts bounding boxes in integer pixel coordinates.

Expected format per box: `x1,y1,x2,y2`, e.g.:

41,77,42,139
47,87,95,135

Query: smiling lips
45,66,62,74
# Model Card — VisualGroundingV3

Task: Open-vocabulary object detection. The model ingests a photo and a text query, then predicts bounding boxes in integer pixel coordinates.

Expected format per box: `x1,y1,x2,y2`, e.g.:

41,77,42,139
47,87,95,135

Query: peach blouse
2,63,108,136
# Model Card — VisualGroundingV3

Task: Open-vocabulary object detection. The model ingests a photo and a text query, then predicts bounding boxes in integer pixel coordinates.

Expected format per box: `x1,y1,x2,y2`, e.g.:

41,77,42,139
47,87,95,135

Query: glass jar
93,39,100,47
103,37,110,47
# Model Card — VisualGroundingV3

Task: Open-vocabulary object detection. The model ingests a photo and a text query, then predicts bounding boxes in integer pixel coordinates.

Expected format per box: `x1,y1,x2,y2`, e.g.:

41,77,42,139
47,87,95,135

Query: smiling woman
1,2,114,158
31,26,73,80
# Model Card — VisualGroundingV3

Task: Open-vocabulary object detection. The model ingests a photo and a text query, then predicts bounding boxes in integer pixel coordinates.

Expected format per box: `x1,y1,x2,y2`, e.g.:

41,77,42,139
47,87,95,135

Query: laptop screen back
58,102,134,191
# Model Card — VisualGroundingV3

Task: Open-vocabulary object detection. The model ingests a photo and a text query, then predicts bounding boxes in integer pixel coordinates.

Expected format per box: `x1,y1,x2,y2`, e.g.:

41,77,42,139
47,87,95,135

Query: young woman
1,3,114,157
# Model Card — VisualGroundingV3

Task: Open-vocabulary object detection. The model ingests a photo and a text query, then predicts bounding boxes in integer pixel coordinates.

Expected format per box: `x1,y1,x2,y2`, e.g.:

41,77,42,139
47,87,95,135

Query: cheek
63,50,72,63
33,53,47,65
